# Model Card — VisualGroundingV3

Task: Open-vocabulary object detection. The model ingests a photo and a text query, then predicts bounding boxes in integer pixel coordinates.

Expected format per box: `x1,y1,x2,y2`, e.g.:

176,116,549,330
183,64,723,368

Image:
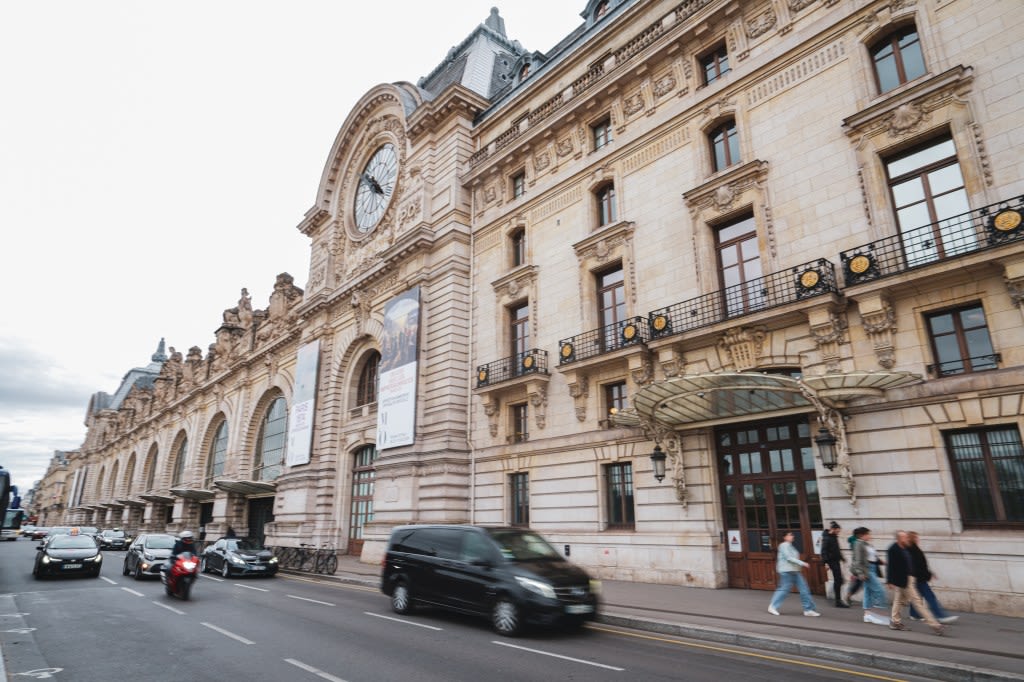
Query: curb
291,571,1024,682
597,612,1024,682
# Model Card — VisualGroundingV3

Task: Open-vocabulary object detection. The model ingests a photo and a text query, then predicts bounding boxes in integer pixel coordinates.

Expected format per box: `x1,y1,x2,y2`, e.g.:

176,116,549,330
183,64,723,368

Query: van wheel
391,581,413,614
492,597,521,636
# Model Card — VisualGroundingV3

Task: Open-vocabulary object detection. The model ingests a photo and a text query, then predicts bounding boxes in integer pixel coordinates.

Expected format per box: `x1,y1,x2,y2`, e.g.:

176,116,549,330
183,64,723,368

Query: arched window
519,63,530,80
709,119,740,172
94,466,106,501
254,396,287,481
171,437,188,487
205,421,229,488
145,445,159,492
108,461,120,499
870,25,925,94
356,351,381,407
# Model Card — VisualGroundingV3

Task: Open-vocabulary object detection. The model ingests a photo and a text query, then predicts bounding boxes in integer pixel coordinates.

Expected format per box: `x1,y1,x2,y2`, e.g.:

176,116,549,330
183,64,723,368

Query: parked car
33,531,103,578
380,525,600,636
123,533,176,580
200,537,278,577
98,528,129,550
30,527,50,541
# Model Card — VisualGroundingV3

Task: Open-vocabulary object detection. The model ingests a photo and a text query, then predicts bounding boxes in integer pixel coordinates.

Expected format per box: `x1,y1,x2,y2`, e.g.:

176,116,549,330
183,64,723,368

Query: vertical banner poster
377,286,421,449
286,338,320,466
812,529,824,556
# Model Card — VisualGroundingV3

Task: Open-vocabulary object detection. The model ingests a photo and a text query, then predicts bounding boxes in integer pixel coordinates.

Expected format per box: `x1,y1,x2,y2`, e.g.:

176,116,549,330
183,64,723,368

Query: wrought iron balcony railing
926,352,1001,377
840,197,1024,286
476,349,549,388
648,258,838,341
558,316,649,366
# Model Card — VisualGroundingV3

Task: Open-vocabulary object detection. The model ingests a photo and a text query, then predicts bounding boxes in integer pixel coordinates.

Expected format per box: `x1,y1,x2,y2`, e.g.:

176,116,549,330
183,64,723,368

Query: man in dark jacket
820,521,848,607
886,530,944,634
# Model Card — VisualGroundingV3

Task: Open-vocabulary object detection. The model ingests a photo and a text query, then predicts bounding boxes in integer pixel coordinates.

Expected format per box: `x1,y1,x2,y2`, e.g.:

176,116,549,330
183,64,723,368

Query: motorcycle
162,551,199,600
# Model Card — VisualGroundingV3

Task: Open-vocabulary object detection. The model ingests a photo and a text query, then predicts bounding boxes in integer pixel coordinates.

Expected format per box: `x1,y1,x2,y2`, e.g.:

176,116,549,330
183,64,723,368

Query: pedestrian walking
844,527,864,605
851,527,889,624
820,521,849,608
768,531,821,617
886,531,945,635
906,531,958,625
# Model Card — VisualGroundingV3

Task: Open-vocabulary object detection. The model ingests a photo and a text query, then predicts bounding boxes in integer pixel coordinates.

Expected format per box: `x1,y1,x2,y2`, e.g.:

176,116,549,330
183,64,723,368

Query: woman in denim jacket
767,531,820,617
851,527,889,624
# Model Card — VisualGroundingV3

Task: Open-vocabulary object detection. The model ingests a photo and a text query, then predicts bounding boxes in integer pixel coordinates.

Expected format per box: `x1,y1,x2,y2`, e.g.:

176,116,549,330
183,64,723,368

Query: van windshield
486,529,562,561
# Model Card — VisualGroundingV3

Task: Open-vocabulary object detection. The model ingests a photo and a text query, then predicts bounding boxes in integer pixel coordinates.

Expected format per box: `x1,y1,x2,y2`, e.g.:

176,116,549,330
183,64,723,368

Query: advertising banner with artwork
286,339,320,466
377,286,420,449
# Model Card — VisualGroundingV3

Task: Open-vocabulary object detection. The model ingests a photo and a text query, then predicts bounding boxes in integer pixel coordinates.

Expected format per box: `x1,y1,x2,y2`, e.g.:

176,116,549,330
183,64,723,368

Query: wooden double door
718,418,825,593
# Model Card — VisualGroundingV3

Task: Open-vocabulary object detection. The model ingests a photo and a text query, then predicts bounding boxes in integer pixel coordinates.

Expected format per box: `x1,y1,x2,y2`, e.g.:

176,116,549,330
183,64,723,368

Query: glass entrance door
718,418,824,592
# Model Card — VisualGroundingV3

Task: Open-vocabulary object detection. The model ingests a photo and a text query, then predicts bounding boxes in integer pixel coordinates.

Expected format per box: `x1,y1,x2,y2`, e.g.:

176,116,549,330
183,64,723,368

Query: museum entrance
718,417,825,593
247,496,275,546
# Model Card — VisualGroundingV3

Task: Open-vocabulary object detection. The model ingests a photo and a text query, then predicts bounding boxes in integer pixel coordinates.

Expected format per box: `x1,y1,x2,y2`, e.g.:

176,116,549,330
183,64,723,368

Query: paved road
0,540,936,681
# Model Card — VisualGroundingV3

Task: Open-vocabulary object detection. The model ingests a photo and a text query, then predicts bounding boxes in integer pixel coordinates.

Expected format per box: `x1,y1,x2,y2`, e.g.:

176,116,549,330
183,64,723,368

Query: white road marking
120,587,144,597
284,658,349,682
234,583,269,592
202,575,224,582
491,641,625,671
100,577,117,585
287,595,335,606
364,611,442,630
201,622,254,645
152,601,185,615
0,613,29,617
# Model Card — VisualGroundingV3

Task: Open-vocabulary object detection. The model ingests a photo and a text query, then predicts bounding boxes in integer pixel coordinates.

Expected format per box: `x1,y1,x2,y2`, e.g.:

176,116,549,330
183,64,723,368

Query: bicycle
315,543,337,575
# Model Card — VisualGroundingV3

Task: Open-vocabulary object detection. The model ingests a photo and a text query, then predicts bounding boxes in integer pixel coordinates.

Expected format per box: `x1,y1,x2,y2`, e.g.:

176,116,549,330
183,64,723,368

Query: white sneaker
939,615,959,624
864,612,890,625
768,606,780,615
803,610,821,617
909,615,923,621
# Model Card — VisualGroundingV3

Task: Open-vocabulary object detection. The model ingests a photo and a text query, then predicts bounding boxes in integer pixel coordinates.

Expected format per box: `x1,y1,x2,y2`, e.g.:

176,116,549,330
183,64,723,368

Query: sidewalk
318,555,1024,682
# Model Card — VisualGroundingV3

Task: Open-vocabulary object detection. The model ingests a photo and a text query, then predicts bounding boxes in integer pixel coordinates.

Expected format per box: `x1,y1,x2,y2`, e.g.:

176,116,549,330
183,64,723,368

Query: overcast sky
0,1,585,496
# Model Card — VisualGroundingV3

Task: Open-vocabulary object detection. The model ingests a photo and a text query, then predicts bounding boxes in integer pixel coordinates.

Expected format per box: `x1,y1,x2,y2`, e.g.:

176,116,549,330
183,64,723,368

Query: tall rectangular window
946,426,1024,527
511,228,526,267
511,171,526,199
886,136,971,265
510,403,529,443
604,381,627,418
926,304,997,376
510,303,530,358
592,117,612,150
606,462,635,529
700,43,730,85
597,265,626,351
509,473,529,527
710,120,740,172
717,216,763,316
597,184,617,227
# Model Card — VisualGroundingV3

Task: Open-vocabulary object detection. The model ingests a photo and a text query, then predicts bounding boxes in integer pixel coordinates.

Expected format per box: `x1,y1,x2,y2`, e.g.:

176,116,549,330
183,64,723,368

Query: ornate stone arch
143,443,160,493
195,412,230,487
107,460,120,500
244,387,288,481
165,429,189,488
123,452,137,497
94,465,106,502
329,320,386,409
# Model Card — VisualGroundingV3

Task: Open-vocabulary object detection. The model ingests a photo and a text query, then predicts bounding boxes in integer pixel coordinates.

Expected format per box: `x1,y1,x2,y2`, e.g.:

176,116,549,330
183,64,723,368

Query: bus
2,509,23,541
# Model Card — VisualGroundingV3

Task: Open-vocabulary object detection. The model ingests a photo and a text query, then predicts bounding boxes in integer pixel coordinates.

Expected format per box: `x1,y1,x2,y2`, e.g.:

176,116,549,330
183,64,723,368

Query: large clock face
353,143,398,233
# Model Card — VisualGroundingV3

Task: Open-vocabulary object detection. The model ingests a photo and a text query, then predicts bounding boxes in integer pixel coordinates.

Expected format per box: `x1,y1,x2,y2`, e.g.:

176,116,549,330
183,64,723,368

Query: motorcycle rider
161,530,196,579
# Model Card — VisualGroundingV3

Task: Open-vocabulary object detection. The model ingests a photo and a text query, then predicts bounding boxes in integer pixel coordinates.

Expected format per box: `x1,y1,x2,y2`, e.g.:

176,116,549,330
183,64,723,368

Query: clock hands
361,172,384,195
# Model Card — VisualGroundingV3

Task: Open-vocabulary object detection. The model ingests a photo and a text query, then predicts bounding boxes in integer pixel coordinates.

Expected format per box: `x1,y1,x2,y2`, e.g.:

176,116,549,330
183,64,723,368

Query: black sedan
33,533,103,578
201,537,278,577
98,528,129,550
122,533,175,580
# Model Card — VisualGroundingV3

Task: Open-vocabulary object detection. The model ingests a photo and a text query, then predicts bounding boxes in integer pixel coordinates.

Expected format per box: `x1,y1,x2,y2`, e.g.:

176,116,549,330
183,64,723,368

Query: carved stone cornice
809,312,849,373
566,374,589,422
860,303,897,370
718,326,767,372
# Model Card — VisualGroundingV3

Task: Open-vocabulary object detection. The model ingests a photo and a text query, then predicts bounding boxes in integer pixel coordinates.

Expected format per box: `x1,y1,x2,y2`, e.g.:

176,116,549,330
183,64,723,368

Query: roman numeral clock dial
353,143,398,233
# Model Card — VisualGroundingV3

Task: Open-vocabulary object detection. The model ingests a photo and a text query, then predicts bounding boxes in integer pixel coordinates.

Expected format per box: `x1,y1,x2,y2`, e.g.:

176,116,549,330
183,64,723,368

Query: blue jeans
861,570,887,610
770,571,816,612
909,580,947,619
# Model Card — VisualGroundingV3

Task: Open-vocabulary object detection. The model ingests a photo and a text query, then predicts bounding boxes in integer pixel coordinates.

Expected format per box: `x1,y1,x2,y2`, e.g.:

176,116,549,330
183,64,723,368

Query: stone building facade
36,0,1024,616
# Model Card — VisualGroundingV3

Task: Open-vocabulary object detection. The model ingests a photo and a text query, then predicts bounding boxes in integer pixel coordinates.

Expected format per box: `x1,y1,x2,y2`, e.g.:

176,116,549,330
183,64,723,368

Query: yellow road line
587,624,909,682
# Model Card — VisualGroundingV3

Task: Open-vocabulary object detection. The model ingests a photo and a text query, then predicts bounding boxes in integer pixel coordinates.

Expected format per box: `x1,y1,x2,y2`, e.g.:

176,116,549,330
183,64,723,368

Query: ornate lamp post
814,427,838,470
650,444,667,482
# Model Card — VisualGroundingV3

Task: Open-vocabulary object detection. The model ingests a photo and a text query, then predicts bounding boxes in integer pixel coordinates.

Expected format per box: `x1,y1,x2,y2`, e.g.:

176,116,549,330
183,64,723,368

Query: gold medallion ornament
522,355,534,369
478,369,488,383
622,324,637,341
848,254,872,274
560,343,574,359
799,269,820,289
993,209,1022,232
652,315,668,332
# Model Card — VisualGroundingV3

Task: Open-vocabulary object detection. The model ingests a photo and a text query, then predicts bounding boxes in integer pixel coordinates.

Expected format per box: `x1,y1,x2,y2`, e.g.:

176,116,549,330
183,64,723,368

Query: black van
380,525,599,636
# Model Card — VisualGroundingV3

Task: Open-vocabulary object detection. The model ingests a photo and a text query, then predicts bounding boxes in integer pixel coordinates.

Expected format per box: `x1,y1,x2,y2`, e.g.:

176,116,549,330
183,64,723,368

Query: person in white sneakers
768,531,820,617
851,527,890,625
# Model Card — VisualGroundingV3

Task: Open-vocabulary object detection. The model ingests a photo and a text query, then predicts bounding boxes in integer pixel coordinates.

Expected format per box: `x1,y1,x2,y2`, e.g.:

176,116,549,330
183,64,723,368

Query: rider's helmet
179,530,195,543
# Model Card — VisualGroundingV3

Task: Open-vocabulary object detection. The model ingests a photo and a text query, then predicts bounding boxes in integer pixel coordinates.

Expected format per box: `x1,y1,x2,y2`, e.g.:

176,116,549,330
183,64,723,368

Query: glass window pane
875,56,899,92
929,312,954,335
896,202,931,232
891,178,925,207
887,139,956,178
963,328,995,360
900,39,925,81
927,164,965,195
